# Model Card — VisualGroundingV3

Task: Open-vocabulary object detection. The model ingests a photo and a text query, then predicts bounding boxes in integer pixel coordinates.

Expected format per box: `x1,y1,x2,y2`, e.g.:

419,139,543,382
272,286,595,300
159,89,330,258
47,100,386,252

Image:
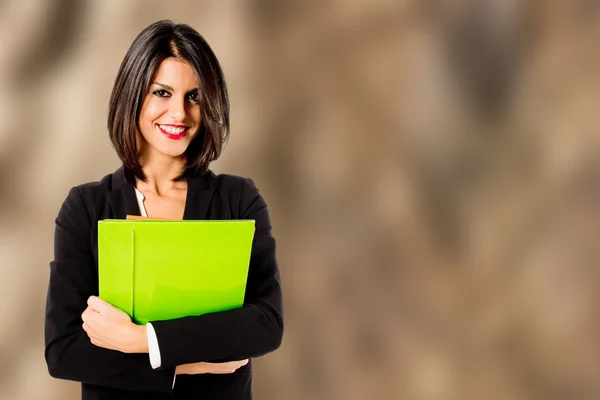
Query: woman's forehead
151,58,199,89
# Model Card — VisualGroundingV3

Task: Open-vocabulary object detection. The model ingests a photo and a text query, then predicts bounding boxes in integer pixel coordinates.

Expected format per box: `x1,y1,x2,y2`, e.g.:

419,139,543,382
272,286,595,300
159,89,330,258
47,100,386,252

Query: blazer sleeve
150,178,284,368
44,187,176,393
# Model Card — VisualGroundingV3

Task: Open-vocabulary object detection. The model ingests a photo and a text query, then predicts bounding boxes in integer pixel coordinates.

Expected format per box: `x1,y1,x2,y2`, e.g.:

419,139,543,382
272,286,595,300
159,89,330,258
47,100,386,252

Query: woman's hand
175,359,249,375
82,296,148,354
82,295,249,375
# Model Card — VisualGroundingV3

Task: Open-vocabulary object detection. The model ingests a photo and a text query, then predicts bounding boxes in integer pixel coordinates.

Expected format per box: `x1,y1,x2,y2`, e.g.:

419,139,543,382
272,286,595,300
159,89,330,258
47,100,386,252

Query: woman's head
108,20,229,181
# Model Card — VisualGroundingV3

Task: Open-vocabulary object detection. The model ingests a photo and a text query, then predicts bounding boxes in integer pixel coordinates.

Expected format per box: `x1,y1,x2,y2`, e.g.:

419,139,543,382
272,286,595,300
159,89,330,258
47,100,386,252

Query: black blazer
44,166,284,399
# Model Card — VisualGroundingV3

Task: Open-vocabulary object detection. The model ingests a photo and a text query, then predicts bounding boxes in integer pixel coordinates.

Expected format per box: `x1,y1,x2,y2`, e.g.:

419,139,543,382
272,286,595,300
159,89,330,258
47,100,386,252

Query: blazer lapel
183,170,215,220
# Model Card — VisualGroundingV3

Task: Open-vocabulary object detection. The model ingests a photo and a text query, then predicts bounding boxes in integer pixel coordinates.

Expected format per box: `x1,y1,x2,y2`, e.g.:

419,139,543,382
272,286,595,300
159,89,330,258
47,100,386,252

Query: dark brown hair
108,20,229,181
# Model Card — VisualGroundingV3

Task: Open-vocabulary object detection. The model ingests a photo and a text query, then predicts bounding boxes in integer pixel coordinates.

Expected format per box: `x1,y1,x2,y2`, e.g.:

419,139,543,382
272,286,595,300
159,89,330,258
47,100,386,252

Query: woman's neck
137,153,188,195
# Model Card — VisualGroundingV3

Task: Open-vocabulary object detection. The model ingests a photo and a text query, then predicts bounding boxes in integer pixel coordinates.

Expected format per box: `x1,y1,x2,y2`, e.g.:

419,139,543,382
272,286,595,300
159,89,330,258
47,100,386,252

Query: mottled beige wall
1,0,600,399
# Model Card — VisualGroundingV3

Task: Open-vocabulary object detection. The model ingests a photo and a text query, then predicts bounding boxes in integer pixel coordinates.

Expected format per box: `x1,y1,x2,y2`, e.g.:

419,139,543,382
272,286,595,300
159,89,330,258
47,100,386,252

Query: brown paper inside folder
126,215,168,220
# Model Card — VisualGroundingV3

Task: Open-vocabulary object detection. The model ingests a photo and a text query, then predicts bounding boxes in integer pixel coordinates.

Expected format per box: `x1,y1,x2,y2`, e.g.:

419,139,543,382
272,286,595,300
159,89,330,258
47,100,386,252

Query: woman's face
138,57,202,161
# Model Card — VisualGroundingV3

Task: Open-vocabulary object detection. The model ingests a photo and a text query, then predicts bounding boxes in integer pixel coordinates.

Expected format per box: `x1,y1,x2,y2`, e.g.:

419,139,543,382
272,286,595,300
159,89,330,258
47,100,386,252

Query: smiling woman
107,21,230,184
139,59,203,154
44,20,283,400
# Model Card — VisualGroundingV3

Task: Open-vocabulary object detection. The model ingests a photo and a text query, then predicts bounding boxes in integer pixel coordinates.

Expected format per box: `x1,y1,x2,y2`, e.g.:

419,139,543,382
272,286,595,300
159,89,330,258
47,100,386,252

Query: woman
44,20,283,399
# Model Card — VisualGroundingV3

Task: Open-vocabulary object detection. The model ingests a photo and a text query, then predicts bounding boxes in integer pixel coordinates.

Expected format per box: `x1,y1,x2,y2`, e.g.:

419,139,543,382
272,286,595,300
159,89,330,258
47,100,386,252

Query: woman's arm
44,187,176,393
149,178,284,368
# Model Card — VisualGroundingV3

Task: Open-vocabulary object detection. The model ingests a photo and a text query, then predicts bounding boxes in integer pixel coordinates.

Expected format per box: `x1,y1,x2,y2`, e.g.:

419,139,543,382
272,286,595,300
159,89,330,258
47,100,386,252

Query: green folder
98,219,255,325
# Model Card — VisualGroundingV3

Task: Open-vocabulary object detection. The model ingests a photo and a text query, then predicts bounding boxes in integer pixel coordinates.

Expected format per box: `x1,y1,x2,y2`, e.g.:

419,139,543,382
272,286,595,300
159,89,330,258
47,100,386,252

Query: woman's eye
187,92,199,102
153,89,169,97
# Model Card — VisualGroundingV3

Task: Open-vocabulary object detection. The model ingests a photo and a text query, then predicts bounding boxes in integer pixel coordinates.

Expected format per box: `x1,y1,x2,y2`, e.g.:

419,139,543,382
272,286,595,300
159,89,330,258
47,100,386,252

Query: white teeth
159,125,187,134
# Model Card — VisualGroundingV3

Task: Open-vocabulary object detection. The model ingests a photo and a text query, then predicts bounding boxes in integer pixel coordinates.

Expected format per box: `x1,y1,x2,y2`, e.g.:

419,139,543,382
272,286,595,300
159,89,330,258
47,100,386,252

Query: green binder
98,219,255,325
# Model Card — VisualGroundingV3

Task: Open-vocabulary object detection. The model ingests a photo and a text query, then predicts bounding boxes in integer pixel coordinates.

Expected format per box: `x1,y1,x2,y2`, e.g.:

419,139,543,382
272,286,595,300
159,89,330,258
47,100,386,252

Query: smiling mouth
157,124,189,140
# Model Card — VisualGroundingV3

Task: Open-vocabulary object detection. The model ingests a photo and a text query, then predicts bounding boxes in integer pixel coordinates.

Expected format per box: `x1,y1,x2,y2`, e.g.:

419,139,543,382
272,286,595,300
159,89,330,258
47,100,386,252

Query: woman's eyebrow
152,82,199,94
152,82,174,91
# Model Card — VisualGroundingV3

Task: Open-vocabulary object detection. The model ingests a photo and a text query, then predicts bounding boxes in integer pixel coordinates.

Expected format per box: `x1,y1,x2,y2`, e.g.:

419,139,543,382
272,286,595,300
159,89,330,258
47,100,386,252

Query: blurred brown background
1,0,600,399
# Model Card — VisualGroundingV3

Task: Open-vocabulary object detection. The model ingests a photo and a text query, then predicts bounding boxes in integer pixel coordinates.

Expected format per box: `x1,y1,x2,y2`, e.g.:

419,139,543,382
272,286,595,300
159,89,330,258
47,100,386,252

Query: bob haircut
108,20,229,182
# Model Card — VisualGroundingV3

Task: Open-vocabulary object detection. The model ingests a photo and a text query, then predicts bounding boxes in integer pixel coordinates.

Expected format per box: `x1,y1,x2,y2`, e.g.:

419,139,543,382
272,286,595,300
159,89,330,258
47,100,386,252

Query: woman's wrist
127,323,149,353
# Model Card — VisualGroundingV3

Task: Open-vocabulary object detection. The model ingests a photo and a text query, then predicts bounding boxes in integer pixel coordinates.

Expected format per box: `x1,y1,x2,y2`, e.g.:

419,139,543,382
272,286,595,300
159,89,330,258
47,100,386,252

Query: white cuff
146,323,162,369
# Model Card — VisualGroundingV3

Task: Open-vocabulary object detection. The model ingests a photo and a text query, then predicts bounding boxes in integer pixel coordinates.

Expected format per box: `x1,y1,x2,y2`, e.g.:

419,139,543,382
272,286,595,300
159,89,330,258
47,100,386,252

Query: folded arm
150,178,284,368
44,187,176,393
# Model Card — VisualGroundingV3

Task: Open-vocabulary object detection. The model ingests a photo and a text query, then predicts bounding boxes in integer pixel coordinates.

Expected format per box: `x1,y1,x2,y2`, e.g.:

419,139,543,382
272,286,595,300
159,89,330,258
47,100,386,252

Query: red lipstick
157,124,189,140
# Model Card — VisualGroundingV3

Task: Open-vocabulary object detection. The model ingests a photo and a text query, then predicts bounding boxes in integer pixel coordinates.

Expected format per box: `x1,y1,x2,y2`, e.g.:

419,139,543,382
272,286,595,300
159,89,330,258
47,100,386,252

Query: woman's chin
160,148,188,158
142,143,189,159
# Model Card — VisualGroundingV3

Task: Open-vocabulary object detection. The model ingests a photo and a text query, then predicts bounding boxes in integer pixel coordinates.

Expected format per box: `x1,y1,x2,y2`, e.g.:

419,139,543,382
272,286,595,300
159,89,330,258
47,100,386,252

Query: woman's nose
168,97,187,121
